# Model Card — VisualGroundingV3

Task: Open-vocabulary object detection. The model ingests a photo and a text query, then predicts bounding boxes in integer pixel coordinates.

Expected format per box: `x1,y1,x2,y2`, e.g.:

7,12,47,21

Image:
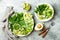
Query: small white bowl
35,3,54,22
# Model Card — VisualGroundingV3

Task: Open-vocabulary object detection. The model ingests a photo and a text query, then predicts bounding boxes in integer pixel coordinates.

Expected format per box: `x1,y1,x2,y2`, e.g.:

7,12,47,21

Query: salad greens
8,12,34,36
34,4,53,20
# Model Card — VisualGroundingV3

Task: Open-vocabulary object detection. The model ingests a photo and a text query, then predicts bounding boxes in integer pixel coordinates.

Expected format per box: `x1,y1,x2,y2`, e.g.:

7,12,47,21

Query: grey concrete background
0,0,60,40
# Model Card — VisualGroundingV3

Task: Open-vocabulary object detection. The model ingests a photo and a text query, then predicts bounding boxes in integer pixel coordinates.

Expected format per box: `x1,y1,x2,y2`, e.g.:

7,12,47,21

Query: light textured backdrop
0,0,60,40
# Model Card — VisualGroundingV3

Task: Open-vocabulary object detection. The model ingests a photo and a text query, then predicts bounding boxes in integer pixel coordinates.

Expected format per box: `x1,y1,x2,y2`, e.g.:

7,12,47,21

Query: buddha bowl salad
8,12,34,36
34,4,54,21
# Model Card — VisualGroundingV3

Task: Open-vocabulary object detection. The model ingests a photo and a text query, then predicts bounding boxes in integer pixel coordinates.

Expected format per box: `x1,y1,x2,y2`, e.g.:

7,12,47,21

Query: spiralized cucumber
8,12,34,36
34,4,53,20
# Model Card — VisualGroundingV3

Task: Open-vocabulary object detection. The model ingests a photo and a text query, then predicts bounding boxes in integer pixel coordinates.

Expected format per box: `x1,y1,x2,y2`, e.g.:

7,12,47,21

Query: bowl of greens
34,3,54,21
8,12,34,36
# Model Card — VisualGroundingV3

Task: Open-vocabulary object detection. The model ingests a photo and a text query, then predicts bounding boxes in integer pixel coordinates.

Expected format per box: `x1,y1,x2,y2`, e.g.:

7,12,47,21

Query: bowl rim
35,3,54,22
8,12,34,37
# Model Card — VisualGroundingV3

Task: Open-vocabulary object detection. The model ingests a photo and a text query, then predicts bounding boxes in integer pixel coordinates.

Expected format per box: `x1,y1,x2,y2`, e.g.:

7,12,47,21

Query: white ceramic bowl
8,12,34,37
35,3,54,22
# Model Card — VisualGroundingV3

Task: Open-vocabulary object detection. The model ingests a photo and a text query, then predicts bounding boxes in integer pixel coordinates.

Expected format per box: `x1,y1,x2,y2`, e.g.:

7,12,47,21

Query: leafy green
13,23,20,30
8,12,34,36
9,24,13,32
34,4,53,20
